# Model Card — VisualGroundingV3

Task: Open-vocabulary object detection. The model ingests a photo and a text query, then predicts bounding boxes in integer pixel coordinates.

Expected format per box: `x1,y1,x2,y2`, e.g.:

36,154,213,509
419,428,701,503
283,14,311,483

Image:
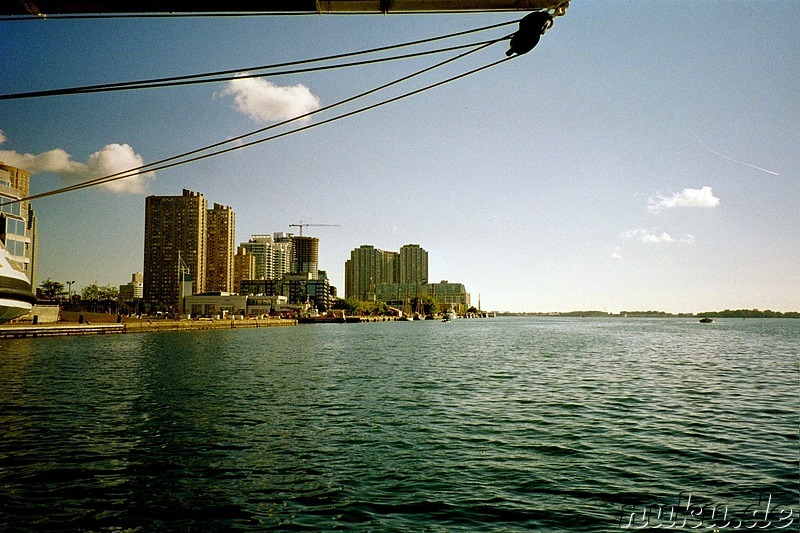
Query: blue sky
1,1,798,313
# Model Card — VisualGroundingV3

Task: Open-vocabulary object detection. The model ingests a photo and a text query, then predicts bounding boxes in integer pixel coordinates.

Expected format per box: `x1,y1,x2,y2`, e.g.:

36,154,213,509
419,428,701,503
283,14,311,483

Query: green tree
82,284,101,302
99,285,119,301
39,278,65,299
408,295,438,316
343,297,361,314
81,284,119,313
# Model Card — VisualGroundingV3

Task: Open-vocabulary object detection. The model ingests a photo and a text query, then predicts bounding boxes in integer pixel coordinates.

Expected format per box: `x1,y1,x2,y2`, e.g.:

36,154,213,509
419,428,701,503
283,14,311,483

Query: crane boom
289,222,341,237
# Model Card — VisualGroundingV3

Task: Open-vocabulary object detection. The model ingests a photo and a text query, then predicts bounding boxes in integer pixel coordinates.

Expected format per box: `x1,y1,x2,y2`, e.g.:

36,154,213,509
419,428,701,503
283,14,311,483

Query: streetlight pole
66,280,75,309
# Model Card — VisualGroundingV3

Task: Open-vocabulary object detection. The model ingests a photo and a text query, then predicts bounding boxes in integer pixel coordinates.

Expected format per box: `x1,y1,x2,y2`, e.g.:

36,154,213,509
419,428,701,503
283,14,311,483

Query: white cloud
647,186,720,213
621,229,695,244
611,246,623,259
0,130,6,144
81,144,154,194
0,133,153,194
221,76,321,123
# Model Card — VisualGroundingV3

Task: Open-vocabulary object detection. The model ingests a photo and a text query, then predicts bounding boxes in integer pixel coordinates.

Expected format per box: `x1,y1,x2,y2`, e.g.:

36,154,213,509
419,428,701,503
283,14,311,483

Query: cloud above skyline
647,186,720,213
221,76,321,123
621,229,696,244
0,130,154,194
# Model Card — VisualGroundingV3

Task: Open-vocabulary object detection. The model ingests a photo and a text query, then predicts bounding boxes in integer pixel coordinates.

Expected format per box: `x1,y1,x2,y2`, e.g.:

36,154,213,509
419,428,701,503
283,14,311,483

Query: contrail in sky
695,135,780,176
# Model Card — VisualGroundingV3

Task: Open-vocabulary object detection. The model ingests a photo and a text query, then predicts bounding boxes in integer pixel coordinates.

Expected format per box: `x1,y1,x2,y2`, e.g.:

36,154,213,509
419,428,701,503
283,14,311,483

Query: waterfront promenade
0,313,296,339
0,312,465,338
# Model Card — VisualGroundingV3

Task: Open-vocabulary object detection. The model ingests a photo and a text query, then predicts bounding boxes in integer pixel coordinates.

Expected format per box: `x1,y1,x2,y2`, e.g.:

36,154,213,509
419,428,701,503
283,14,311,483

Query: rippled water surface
1,318,797,531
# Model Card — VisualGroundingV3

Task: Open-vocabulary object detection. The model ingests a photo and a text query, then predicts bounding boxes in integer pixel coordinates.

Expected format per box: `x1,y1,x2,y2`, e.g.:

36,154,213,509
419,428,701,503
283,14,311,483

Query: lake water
1,317,797,531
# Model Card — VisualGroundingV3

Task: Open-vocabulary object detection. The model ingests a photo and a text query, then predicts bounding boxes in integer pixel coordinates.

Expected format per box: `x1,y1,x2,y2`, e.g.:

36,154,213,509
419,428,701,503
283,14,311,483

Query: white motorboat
0,243,36,323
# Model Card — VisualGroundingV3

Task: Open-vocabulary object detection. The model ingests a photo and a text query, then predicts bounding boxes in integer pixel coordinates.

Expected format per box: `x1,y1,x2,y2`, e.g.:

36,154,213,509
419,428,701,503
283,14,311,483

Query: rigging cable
0,20,518,100
4,38,514,205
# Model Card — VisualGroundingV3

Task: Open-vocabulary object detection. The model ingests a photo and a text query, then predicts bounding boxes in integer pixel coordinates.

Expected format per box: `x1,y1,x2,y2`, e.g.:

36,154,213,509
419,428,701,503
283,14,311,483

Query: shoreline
0,317,296,339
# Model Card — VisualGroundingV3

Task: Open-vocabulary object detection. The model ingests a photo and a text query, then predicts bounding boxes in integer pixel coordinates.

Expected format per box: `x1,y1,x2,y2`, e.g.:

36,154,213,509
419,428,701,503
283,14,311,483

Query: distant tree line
38,278,121,314
333,295,440,316
695,309,800,319
497,309,799,318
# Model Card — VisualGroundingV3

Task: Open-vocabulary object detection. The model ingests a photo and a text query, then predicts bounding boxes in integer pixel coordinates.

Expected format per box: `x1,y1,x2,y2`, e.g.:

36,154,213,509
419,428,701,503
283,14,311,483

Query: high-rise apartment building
345,245,381,301
381,249,399,284
344,245,419,301
233,246,255,293
206,203,235,292
144,189,208,309
272,232,293,277
399,244,428,285
291,236,319,276
240,232,297,282
241,235,274,280
0,163,38,290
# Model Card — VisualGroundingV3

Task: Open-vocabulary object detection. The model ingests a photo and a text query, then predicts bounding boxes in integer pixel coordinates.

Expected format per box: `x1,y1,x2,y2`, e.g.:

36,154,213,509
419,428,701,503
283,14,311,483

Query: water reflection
0,319,796,531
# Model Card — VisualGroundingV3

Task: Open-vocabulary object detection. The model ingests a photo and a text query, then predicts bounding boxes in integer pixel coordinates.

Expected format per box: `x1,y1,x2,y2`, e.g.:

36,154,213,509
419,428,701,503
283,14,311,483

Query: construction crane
289,222,340,237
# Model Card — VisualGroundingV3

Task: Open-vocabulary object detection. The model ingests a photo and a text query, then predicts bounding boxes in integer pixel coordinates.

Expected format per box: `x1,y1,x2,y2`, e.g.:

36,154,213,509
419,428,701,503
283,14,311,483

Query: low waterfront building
184,292,247,318
429,280,470,310
239,270,333,312
240,278,281,297
184,292,289,318
246,295,288,316
376,280,470,313
119,272,144,301
376,282,427,305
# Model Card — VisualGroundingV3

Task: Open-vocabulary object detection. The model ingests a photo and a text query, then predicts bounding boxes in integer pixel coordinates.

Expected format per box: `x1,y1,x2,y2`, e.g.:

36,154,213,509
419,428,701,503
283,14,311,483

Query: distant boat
0,243,36,324
698,317,714,323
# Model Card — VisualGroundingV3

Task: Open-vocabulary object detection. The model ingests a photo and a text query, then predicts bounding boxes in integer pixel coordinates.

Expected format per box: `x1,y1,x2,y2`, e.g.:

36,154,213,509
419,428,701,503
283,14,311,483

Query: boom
2,0,566,17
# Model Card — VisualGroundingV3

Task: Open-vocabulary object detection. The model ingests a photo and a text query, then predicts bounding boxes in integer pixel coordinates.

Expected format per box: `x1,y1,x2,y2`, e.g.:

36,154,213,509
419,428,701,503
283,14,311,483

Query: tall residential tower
291,236,319,276
399,244,428,285
206,203,235,292
345,244,426,301
144,189,208,309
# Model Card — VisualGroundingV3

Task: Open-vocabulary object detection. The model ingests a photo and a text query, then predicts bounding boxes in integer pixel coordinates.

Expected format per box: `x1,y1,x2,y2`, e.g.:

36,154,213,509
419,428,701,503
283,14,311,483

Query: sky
1,0,798,313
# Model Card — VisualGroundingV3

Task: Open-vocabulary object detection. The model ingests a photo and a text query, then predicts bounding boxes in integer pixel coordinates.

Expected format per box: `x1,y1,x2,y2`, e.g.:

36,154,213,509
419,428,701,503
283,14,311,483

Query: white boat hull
0,297,33,323
0,245,36,324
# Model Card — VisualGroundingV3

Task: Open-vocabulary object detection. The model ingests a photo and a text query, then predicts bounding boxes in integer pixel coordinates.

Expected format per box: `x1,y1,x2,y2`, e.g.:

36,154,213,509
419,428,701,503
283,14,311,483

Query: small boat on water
0,243,36,324
698,317,714,323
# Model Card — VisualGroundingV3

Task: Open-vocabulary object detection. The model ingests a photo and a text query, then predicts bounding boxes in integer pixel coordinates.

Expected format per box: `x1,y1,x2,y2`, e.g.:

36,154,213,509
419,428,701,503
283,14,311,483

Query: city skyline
1,2,798,313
